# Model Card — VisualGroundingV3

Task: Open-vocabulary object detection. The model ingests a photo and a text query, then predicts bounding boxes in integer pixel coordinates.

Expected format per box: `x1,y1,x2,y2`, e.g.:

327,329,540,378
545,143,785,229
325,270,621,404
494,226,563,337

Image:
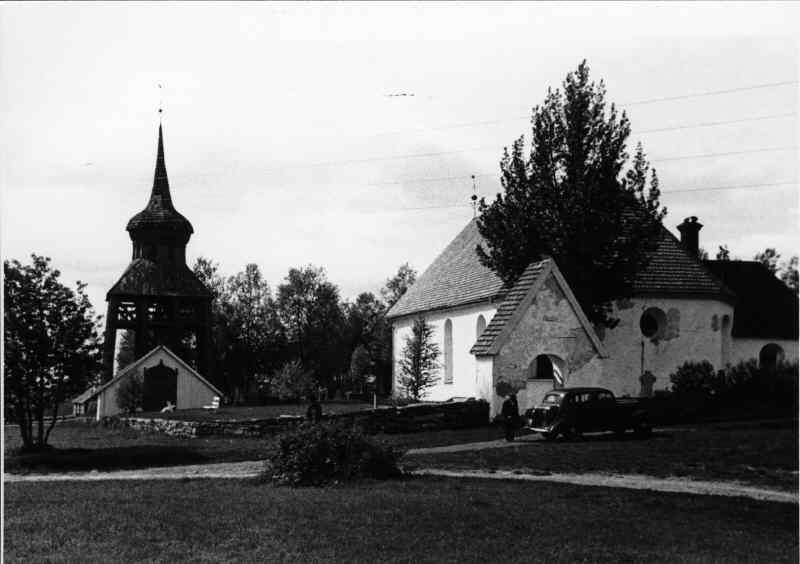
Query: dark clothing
306,402,322,424
501,396,519,442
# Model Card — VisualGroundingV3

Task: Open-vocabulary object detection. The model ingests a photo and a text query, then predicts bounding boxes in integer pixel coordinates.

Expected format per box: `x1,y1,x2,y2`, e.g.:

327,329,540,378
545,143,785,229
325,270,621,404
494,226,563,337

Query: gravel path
5,459,796,504
411,468,797,504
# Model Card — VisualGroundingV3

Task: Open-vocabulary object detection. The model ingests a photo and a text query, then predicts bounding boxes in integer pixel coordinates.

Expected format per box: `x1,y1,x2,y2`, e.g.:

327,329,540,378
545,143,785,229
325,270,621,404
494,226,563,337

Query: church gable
471,259,606,359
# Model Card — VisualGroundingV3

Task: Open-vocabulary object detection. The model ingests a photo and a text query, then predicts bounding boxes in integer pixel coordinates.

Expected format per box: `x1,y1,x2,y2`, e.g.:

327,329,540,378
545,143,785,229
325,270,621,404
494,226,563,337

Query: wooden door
142,360,178,412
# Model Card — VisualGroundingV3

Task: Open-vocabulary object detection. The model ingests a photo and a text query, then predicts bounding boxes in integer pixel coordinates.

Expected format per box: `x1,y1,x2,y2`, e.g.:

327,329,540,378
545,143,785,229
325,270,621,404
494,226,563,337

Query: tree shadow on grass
5,445,210,474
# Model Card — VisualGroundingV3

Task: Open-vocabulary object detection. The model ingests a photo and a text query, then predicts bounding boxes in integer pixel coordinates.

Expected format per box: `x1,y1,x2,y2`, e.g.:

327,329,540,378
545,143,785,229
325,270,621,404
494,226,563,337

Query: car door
593,391,617,431
573,392,593,431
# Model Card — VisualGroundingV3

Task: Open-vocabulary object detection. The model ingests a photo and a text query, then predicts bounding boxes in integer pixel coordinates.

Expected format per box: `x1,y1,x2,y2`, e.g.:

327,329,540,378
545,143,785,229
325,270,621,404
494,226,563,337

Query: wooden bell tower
101,123,213,381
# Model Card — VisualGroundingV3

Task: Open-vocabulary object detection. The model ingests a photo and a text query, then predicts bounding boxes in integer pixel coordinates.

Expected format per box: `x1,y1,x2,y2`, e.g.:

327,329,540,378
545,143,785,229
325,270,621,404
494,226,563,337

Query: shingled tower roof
107,123,210,299
126,124,194,236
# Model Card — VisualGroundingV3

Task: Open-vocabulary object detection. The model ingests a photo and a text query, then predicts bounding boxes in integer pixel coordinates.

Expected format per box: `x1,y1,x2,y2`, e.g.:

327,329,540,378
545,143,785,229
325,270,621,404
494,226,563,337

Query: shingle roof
703,260,798,339
107,259,211,298
470,260,549,355
73,386,100,404
126,124,194,236
470,259,607,357
387,218,733,320
386,219,506,319
92,345,223,397
632,227,734,300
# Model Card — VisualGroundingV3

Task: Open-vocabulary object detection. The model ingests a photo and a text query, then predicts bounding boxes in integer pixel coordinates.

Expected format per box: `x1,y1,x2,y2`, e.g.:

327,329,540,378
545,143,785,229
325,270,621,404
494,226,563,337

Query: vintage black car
524,387,651,440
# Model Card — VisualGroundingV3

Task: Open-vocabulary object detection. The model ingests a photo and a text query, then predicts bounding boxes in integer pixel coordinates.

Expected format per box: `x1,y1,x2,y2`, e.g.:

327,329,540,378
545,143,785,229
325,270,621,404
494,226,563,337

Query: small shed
72,386,100,417
91,345,223,420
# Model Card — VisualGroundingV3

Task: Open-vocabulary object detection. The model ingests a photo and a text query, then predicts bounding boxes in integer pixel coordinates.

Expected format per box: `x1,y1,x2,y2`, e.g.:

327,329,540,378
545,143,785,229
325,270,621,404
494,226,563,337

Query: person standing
501,392,519,442
306,393,322,424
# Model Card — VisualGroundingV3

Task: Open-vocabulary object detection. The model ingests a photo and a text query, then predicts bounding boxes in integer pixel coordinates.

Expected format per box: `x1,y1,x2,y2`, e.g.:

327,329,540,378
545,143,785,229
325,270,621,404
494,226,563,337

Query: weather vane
471,174,478,217
158,83,163,119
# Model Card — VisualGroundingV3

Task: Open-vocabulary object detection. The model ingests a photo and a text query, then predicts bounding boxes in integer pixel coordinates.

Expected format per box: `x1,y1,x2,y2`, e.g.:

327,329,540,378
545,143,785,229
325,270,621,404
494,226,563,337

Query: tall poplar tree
476,61,666,328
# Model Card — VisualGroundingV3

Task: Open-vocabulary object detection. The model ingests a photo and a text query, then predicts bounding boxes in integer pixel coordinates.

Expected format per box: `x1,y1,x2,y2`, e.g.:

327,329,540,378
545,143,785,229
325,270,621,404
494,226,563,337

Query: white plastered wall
599,297,735,397
730,338,799,366
391,301,497,401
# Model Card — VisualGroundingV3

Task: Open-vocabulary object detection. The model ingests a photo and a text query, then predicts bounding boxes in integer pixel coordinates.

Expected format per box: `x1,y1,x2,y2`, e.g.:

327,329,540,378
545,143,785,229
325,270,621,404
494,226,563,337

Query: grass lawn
3,421,516,474
407,420,800,491
5,477,797,563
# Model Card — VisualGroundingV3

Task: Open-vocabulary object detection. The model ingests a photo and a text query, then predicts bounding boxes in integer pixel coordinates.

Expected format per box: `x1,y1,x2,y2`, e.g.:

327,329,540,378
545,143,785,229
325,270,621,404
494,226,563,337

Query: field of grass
3,421,515,474
5,477,797,563
407,420,799,490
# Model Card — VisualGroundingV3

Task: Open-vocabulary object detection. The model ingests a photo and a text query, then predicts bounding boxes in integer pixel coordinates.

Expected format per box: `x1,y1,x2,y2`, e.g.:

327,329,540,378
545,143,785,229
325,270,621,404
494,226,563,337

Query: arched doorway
759,343,784,372
528,354,565,388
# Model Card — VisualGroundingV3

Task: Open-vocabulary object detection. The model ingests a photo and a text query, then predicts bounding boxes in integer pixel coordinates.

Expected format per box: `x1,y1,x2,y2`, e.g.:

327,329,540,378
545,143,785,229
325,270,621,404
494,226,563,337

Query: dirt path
4,460,795,504
412,468,797,504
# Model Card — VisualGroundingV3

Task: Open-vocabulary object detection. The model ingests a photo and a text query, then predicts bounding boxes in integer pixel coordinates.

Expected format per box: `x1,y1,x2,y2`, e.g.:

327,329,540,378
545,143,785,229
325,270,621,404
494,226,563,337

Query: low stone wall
115,399,490,438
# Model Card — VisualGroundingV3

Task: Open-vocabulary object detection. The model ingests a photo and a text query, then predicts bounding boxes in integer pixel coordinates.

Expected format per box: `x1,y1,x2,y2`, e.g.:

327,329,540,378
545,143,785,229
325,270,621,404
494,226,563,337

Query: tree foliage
475,61,666,327
115,373,144,414
4,255,102,450
277,265,346,391
752,249,798,294
754,248,780,273
397,316,441,401
193,258,285,401
716,245,731,261
779,256,798,294
191,259,404,402
382,263,417,308
266,359,315,401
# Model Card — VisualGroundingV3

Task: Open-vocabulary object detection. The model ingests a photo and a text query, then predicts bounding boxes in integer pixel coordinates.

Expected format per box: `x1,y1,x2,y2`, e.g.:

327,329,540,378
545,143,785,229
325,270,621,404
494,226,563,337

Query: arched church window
444,319,453,384
476,315,486,339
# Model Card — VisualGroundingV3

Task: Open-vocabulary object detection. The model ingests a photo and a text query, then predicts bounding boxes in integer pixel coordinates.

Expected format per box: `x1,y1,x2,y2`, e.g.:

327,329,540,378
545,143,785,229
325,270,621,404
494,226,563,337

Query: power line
375,181,796,214
371,80,798,135
656,146,796,162
623,80,798,107
364,146,797,187
303,142,797,173
635,112,796,134
668,181,796,194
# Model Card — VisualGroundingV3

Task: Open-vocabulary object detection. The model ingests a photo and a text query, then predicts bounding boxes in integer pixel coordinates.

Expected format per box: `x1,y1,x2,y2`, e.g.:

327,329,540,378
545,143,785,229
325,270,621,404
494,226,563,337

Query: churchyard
4,416,799,563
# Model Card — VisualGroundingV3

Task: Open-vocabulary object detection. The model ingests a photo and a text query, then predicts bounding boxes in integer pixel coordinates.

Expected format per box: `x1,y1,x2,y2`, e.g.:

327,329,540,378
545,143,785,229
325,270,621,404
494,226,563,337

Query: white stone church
387,217,798,416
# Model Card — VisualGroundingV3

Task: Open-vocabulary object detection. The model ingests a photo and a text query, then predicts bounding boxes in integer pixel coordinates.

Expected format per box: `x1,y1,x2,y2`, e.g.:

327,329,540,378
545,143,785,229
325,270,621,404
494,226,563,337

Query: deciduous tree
779,256,798,294
382,263,417,308
476,61,666,328
754,248,780,274
277,265,346,391
4,255,102,450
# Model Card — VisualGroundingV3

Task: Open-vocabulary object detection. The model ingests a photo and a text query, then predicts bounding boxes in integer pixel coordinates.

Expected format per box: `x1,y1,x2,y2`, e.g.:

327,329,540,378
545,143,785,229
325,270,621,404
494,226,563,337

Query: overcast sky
1,2,798,315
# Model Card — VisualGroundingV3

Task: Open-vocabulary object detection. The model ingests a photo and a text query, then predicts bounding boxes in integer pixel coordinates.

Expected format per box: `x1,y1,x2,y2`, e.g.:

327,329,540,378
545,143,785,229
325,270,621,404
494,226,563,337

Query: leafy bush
268,360,315,401
725,358,798,407
263,422,404,487
669,360,718,398
670,358,798,410
115,374,143,414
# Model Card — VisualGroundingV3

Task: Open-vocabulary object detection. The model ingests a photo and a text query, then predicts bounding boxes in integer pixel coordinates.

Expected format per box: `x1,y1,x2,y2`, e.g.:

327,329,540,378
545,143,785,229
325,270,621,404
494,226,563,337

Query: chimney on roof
677,216,703,257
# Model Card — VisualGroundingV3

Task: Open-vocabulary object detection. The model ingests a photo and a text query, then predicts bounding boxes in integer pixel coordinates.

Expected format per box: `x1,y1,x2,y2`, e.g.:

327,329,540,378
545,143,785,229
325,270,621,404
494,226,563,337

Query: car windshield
541,393,562,405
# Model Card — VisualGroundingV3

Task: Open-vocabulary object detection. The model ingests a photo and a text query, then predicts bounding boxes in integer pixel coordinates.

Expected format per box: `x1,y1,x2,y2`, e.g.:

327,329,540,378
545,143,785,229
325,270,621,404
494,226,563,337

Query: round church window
639,307,666,339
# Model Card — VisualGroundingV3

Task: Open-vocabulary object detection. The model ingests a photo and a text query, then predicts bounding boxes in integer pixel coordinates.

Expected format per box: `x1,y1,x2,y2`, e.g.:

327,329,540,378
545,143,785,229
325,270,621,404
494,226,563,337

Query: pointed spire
126,121,193,236
151,123,172,206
